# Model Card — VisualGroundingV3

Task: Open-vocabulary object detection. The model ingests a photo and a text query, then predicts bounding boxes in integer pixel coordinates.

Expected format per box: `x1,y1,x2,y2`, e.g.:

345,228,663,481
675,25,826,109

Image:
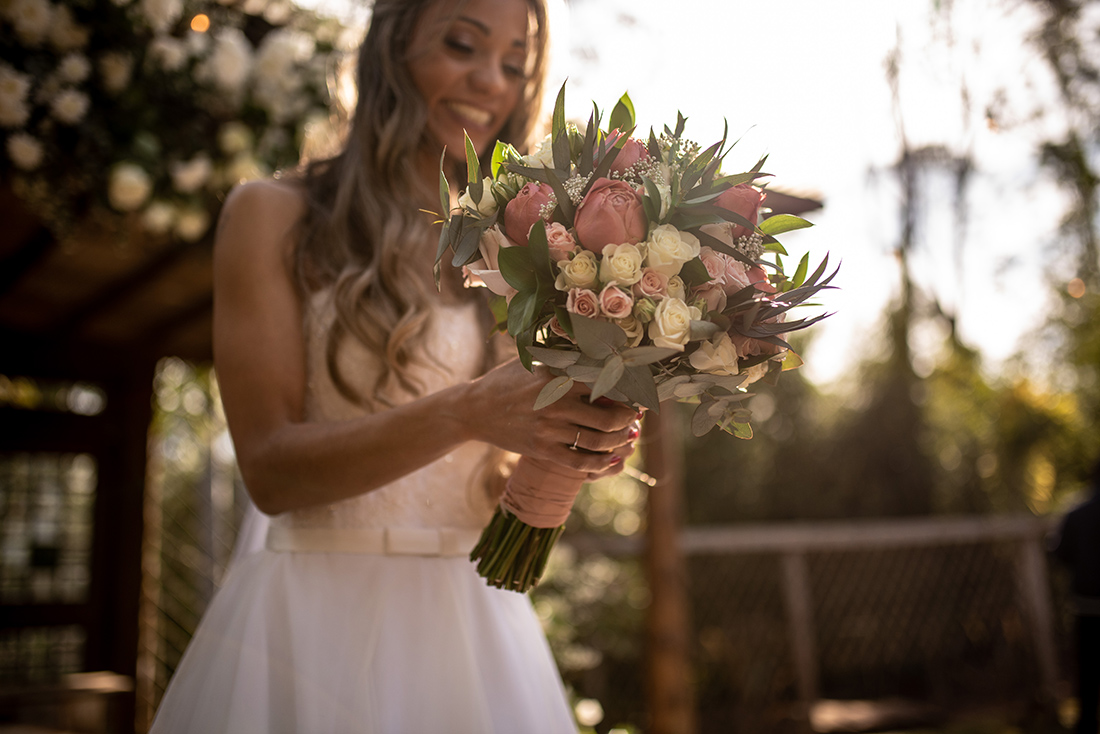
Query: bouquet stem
470,455,585,592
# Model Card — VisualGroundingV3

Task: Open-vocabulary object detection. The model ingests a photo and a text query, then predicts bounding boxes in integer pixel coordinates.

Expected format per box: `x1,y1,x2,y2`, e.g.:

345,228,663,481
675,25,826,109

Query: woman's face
407,0,531,163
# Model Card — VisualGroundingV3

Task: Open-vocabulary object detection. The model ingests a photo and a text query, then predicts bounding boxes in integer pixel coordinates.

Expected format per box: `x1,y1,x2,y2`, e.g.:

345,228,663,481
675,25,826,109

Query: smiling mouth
446,102,493,128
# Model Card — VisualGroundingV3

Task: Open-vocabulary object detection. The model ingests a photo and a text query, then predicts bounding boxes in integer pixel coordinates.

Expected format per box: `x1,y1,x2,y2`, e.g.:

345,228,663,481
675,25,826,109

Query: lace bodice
270,290,496,534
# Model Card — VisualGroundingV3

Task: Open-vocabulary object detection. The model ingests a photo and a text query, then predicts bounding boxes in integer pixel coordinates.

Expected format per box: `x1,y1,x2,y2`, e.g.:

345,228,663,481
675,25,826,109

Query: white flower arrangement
0,0,350,241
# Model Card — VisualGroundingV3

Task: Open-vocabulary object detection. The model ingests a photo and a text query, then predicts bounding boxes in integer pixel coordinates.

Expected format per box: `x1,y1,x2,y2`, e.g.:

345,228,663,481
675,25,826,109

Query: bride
148,0,640,731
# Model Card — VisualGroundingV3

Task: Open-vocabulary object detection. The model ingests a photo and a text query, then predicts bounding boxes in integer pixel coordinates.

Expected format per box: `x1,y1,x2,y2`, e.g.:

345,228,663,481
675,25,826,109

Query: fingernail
635,410,644,420
609,455,623,465
628,427,640,440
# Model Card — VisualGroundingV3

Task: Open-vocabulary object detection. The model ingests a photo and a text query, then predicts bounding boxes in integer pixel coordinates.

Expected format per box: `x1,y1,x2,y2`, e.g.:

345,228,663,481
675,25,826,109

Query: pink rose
633,267,669,299
693,282,727,313
544,222,577,262
599,283,634,319
504,182,555,246
606,131,649,176
721,257,753,296
714,183,766,239
566,288,600,319
549,315,573,341
698,246,729,286
573,177,647,253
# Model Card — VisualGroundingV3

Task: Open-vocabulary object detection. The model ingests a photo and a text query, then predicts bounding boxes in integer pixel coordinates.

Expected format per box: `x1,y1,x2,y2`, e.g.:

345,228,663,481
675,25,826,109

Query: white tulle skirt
149,548,577,733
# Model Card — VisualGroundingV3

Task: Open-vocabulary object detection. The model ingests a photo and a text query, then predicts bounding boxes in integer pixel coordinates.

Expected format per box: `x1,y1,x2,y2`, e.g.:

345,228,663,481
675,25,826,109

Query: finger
572,420,641,453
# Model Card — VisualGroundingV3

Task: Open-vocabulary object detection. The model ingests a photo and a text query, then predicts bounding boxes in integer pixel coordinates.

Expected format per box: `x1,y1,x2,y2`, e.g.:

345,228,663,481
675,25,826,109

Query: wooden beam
781,552,819,730
643,408,696,734
51,236,211,338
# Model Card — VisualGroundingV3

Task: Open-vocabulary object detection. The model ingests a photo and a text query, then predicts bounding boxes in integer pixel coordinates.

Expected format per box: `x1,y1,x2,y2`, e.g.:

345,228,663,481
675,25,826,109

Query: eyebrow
455,15,527,48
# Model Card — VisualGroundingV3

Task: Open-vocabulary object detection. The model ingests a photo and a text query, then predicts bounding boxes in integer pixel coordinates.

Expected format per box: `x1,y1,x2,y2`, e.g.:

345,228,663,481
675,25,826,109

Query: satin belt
265,524,482,557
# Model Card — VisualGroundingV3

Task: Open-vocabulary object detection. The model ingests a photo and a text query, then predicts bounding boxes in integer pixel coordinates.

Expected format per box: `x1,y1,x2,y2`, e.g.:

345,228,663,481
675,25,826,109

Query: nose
469,58,509,96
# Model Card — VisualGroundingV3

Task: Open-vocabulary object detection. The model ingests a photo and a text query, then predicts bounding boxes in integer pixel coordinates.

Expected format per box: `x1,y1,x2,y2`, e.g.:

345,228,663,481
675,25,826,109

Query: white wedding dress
149,293,577,734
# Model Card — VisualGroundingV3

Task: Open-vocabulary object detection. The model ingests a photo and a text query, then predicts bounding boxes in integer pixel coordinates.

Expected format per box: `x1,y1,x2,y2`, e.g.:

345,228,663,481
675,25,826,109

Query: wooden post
643,407,696,734
781,551,819,729
1016,536,1060,707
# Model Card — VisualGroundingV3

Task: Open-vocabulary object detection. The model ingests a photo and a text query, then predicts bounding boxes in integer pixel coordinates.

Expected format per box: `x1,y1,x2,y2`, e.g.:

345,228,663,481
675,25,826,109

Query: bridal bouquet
437,86,834,592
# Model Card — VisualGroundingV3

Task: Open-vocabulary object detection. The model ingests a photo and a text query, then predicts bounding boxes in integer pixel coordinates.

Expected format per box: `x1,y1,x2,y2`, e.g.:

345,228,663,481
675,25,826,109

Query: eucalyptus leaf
621,345,681,367
533,375,574,410
565,364,603,382
691,398,719,437
673,381,707,399
527,346,582,369
689,319,722,341
617,364,661,411
730,421,753,440
572,314,627,360
656,375,691,402
591,355,625,400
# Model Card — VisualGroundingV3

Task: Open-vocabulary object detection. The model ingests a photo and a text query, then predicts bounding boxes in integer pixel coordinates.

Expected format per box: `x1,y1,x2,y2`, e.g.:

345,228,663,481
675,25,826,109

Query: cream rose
647,297,700,351
599,243,644,286
667,275,687,302
555,250,600,291
688,334,740,376
458,176,498,217
520,134,555,169
616,315,645,347
645,224,700,276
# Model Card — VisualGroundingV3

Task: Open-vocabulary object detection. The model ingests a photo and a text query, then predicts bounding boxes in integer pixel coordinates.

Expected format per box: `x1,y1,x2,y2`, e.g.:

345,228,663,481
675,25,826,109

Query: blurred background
0,0,1098,732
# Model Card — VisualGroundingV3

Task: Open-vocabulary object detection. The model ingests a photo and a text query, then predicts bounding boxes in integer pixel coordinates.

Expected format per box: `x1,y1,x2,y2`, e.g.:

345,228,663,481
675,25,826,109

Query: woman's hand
455,358,641,475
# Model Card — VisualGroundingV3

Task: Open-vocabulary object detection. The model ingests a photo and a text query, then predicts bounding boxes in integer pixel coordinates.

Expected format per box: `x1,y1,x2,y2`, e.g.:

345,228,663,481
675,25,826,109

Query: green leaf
534,375,574,410
516,327,535,371
551,82,567,141
591,355,625,401
759,214,812,236
438,151,451,225
791,252,809,289
572,315,627,360
451,221,484,267
729,421,753,439
691,398,719,437
782,350,805,371
608,92,635,134
678,257,711,289
465,132,482,198
526,220,556,287
498,245,537,291
507,289,540,336
527,346,582,369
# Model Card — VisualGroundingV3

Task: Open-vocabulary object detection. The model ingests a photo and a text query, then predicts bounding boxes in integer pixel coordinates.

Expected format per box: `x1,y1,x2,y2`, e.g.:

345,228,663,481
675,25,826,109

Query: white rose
554,250,600,291
599,242,644,286
197,28,253,94
6,132,43,170
647,297,700,351
464,225,517,298
148,35,187,72
645,223,700,276
520,134,555,169
616,315,645,347
142,200,176,234
457,176,498,217
58,54,91,83
652,182,672,219
108,163,153,212
49,5,89,51
176,207,210,242
98,52,133,95
217,121,253,155
10,0,52,46
140,0,183,34
170,155,213,194
50,89,89,124
0,65,32,127
667,275,687,302
688,333,740,376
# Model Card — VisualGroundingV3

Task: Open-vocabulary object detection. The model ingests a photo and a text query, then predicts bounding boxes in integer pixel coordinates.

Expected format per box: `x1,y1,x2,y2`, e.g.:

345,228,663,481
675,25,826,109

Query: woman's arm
213,180,637,516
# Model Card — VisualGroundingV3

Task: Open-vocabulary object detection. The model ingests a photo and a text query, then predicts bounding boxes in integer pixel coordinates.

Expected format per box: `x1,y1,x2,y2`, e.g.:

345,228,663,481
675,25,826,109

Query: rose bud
714,183,766,239
573,177,647,253
504,182,555,246
605,131,648,176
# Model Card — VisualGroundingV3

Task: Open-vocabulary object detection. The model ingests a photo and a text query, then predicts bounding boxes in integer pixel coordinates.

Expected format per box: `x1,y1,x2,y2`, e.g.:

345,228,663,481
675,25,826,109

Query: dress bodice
269,290,496,534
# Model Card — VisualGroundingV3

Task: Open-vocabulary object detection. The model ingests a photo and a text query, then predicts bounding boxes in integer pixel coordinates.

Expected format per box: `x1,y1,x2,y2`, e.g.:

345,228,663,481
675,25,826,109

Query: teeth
448,102,492,127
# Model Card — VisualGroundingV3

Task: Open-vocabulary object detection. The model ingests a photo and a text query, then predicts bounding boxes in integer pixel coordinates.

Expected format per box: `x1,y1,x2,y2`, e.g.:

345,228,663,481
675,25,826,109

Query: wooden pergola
0,185,214,730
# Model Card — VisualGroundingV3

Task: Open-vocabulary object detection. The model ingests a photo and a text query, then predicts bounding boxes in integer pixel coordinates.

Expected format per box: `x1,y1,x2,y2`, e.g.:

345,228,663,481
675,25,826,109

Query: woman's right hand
455,358,640,475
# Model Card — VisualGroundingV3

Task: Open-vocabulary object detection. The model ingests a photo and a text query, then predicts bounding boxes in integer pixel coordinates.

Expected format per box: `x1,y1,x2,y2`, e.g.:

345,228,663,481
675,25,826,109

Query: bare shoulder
215,178,310,272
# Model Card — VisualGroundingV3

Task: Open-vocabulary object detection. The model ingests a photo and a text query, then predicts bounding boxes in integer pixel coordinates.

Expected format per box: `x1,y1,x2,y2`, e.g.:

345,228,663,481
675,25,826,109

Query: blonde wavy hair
293,0,550,407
